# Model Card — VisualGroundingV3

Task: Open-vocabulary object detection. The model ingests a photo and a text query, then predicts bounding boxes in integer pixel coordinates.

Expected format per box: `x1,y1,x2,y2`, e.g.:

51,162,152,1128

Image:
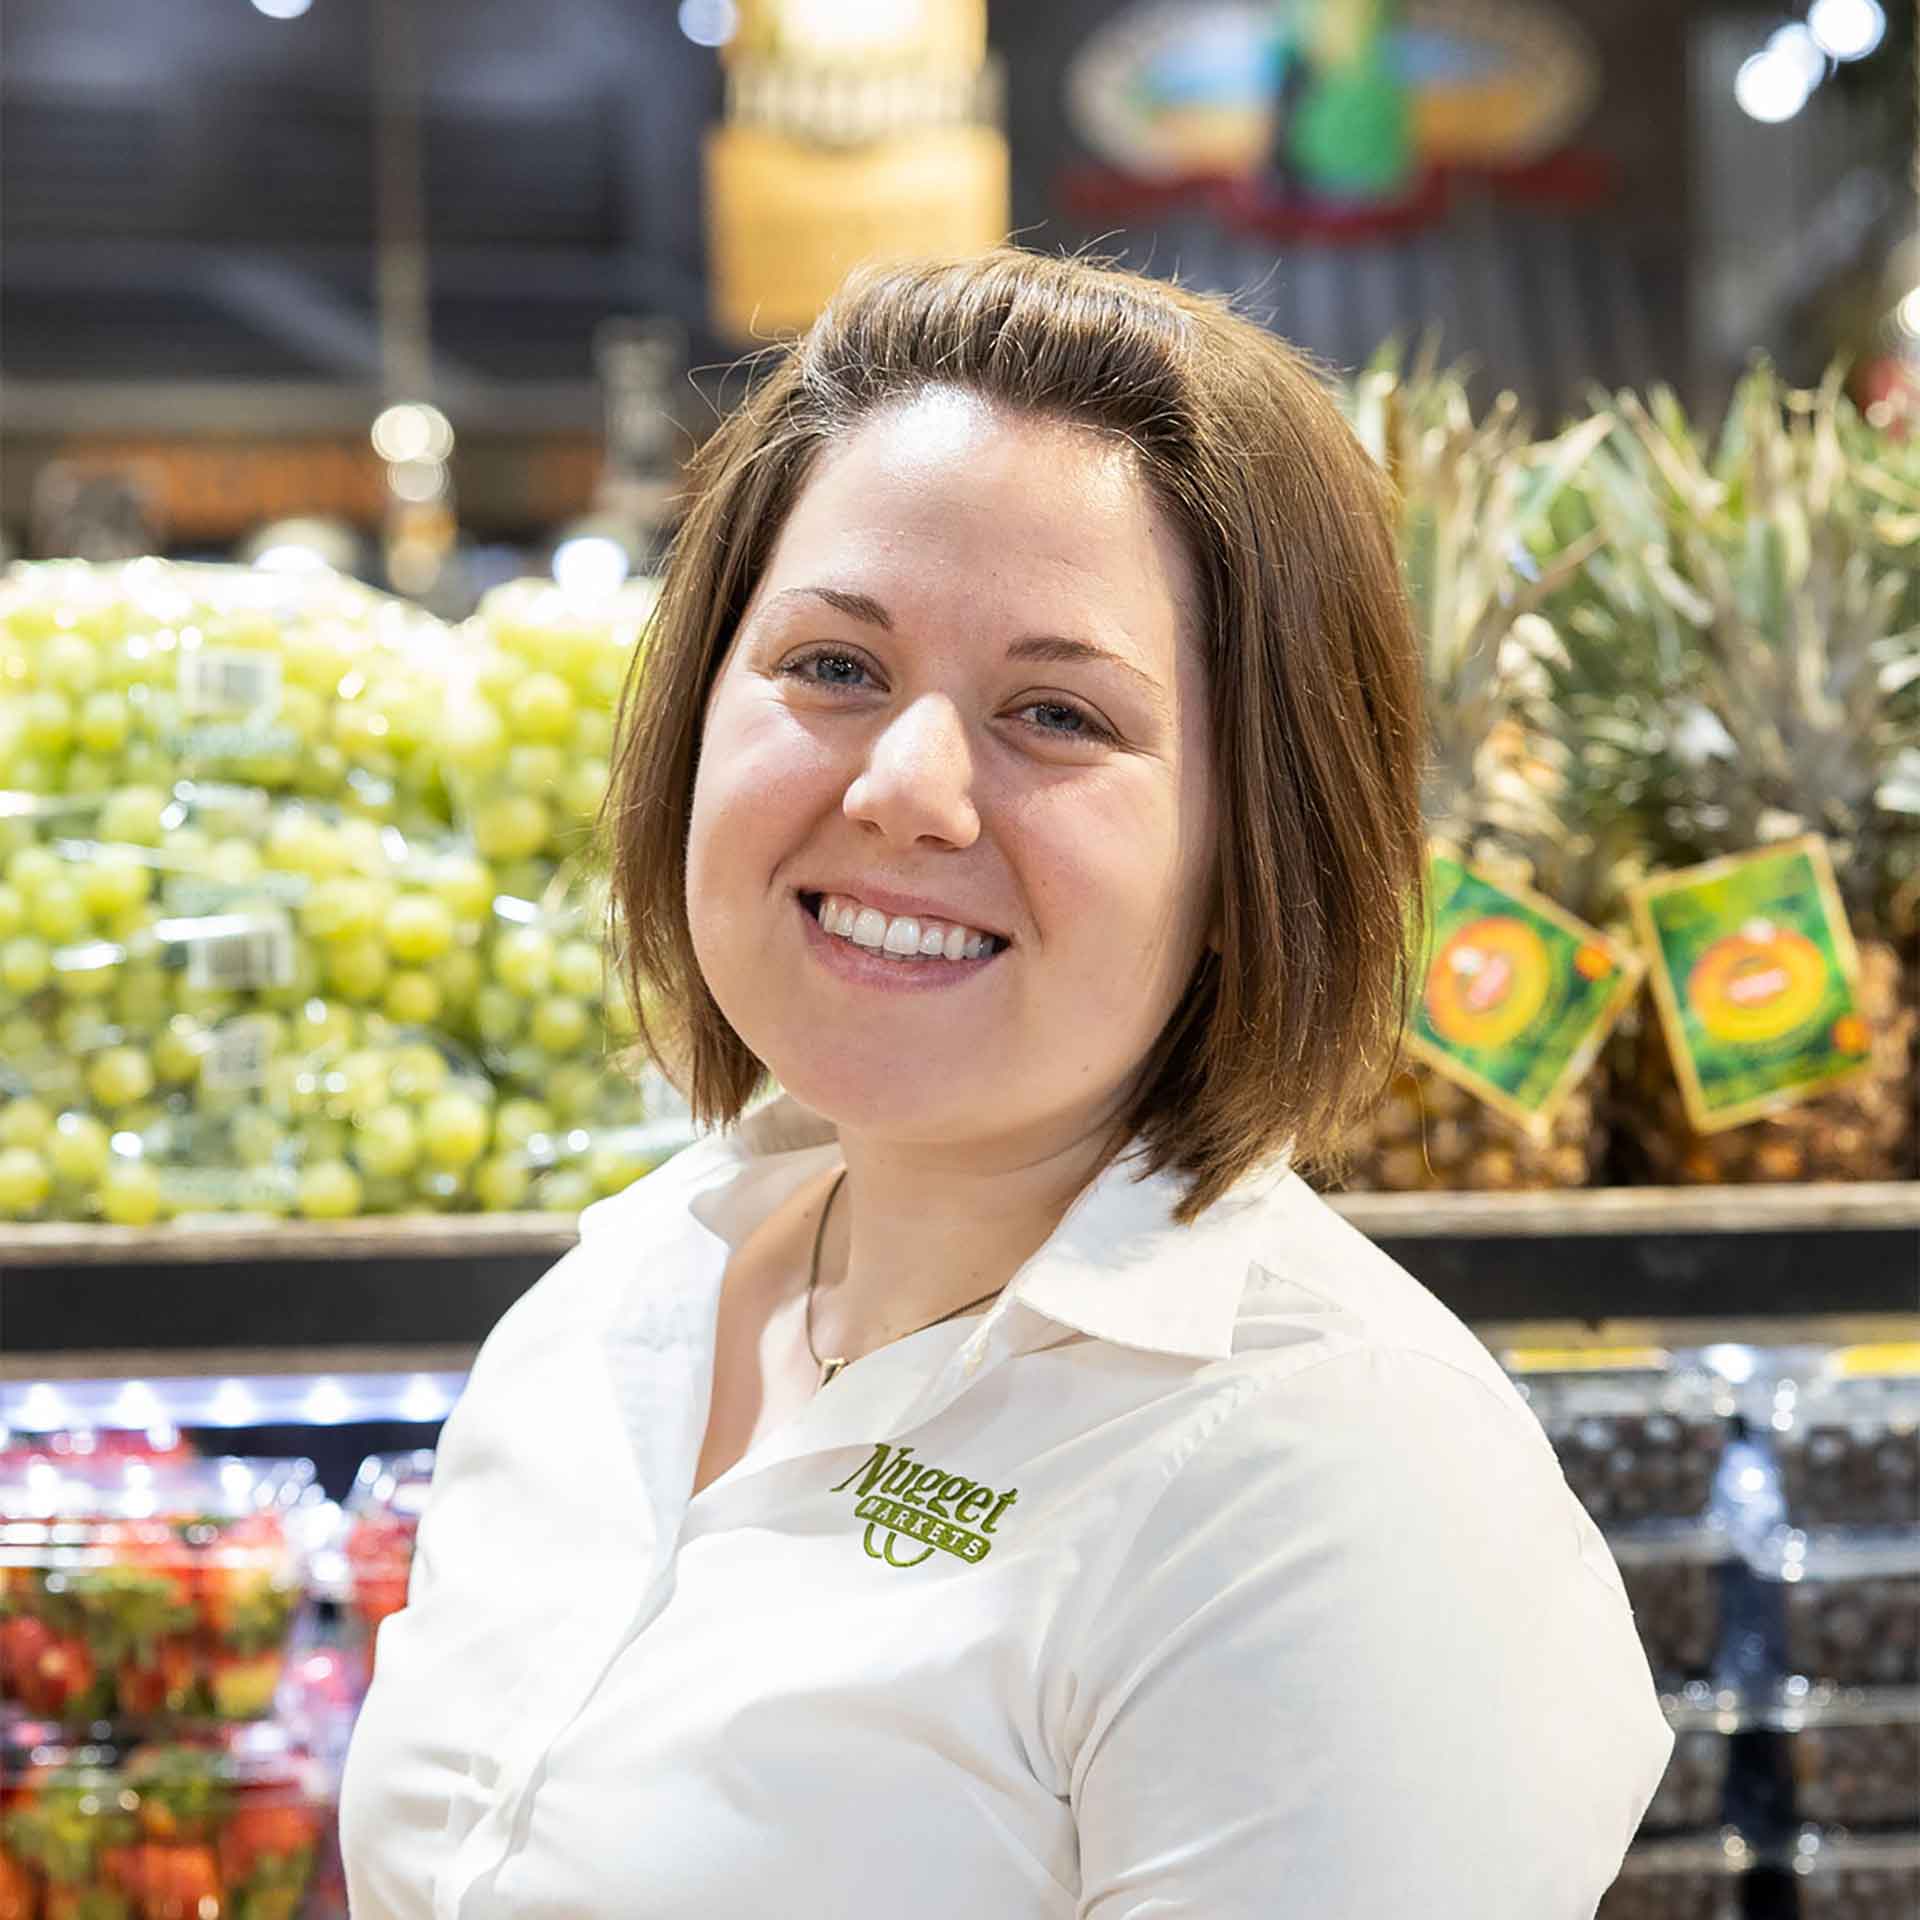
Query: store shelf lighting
678,0,738,47
210,1379,265,1428
1807,0,1886,60
399,1375,455,1424
301,1379,357,1426
1896,286,1920,338
251,0,313,16
108,1382,166,1431
1735,45,1816,122
1,1373,467,1434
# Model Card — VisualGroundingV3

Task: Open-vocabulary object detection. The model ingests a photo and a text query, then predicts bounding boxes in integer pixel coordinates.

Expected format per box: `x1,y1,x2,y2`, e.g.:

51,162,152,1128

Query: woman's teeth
812,893,1000,963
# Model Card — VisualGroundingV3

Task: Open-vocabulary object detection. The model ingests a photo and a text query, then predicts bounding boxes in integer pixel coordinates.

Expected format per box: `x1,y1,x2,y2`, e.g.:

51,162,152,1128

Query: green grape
384,895,455,963
301,877,384,944
532,1167,595,1214
302,1115,350,1161
113,968,172,1032
432,946,483,1010
298,1159,363,1220
151,1017,204,1086
0,1098,54,1150
88,1045,155,1109
553,940,603,1000
327,1049,391,1114
560,757,611,825
505,672,576,743
505,744,568,795
21,689,74,754
230,1109,286,1170
604,987,639,1040
100,1159,164,1226
382,970,442,1026
387,1042,450,1102
78,851,152,919
75,690,131,753
473,1152,530,1212
48,1111,110,1185
0,1146,52,1217
443,701,509,776
172,982,240,1024
27,877,86,943
291,996,357,1055
358,1175,414,1215
51,955,116,1003
276,684,328,744
420,1090,489,1170
1,936,52,997
327,935,391,1002
98,786,169,847
429,854,495,923
492,1098,555,1154
7,846,61,895
492,926,553,996
351,1105,419,1178
63,753,118,797
472,795,549,861
571,709,615,759
529,996,591,1056
473,984,524,1045
0,886,25,939
588,1142,651,1197
546,1063,604,1122
40,631,101,696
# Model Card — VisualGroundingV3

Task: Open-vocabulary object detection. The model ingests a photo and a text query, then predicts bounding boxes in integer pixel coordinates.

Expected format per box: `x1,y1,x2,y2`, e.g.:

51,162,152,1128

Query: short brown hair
603,247,1426,1223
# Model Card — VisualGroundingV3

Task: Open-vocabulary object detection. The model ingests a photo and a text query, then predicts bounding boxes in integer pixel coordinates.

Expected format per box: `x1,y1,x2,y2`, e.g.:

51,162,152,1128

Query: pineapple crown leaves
1569,359,1920,922
1344,351,1612,872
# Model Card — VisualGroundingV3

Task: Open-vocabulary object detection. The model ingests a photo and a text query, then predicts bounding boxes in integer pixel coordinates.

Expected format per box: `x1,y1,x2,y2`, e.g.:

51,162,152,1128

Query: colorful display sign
1405,848,1644,1139
1627,836,1873,1135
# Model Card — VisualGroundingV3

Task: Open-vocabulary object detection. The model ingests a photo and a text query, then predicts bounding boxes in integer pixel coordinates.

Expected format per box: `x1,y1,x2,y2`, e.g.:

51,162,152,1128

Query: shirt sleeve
1066,1344,1675,1919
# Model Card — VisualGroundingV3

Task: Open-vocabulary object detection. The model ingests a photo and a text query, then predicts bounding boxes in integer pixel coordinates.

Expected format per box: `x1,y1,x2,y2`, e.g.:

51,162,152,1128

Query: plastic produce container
1788,1831,1920,1919
1595,1833,1755,1920
1610,1522,1735,1691
0,1455,317,1730
1501,1348,1734,1530
1737,1347,1920,1532
338,1451,434,1690
0,1718,331,1920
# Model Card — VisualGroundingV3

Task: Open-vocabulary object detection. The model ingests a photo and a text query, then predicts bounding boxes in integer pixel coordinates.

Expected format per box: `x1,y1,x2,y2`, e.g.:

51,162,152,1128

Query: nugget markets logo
829,1442,1019,1570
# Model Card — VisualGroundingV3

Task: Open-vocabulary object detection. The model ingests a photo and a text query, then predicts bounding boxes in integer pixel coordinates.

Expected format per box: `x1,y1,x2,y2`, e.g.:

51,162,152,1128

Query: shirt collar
646,1091,1295,1365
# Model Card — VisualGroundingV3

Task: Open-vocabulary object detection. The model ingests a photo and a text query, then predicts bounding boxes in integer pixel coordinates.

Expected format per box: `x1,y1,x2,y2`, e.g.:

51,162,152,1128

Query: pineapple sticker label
1628,835,1871,1134
1406,851,1643,1140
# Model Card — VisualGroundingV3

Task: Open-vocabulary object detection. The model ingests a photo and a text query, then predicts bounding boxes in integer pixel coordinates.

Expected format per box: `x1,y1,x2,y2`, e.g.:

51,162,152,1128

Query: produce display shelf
0,1183,1915,1365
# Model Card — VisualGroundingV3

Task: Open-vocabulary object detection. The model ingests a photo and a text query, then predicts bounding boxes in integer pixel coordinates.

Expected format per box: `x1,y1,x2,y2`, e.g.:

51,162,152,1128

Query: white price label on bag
170,911,298,992
178,647,283,717
200,1015,279,1090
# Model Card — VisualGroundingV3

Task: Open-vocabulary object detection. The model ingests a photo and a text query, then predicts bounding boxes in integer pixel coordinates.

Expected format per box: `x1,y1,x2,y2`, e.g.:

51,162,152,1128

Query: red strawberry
343,1514,414,1637
0,1846,36,1920
120,1846,221,1920
114,1638,197,1720
0,1618,98,1719
215,1804,318,1893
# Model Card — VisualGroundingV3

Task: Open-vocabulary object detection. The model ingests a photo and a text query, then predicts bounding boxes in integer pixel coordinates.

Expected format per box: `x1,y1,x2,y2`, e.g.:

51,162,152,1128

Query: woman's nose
842,695,980,848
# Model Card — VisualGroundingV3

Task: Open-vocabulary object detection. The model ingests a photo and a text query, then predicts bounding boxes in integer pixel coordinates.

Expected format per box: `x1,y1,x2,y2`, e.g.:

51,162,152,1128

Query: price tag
1502,1347,1673,1374
200,1016,279,1091
1830,1343,1920,1379
164,911,297,993
178,647,282,717
1403,848,1645,1141
1627,835,1870,1134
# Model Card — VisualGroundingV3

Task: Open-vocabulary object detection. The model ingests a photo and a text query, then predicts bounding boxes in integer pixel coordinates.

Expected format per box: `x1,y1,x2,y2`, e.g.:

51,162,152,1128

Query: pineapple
1571,363,1920,1182
1333,353,1619,1190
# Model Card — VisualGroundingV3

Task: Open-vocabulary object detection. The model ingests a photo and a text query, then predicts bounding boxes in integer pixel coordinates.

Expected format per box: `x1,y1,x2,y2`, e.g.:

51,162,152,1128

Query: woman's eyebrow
772,584,1168,710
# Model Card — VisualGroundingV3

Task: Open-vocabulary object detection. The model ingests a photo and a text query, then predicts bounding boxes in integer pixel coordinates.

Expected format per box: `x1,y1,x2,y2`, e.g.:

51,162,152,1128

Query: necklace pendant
819,1356,848,1388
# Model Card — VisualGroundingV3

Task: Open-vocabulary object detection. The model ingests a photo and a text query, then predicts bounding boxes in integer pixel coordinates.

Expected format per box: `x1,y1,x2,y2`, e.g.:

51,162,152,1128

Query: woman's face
686,389,1217,1161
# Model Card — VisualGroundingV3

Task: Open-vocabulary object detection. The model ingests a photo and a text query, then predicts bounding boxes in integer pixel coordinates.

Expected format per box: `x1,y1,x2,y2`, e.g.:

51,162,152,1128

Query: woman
340,249,1672,1918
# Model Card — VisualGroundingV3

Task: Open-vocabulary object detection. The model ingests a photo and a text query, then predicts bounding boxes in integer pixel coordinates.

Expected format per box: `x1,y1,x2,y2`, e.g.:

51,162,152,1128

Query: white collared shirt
339,1094,1673,1919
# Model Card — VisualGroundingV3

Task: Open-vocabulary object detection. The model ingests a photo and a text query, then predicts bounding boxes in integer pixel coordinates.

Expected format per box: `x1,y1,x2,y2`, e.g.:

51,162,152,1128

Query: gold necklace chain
804,1168,1006,1389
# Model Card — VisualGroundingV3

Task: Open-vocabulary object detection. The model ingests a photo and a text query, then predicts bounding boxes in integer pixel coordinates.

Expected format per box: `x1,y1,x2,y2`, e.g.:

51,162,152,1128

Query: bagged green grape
442,576,657,867
0,557,460,825
472,1091,698,1214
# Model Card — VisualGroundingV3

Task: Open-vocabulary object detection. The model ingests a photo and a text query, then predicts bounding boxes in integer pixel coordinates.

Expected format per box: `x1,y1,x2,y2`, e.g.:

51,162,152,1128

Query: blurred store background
1,7,1917,1919
0,0,1914,608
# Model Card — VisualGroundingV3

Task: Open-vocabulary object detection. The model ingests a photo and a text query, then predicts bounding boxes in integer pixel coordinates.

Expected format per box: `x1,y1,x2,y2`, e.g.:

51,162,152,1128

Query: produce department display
0,562,689,1222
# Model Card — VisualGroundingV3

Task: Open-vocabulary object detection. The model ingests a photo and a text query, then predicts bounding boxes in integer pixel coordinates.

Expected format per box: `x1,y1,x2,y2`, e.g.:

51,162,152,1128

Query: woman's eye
1018,700,1115,744
782,648,872,689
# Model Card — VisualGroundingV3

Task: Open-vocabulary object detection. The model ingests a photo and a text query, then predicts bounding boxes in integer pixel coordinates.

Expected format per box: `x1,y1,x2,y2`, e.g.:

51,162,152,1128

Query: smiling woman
339,249,1673,1920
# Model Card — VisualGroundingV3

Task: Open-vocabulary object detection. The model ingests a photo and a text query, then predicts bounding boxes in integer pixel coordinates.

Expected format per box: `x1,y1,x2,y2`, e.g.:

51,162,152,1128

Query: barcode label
181,913,297,992
172,782,273,832
200,1015,278,1090
178,648,282,717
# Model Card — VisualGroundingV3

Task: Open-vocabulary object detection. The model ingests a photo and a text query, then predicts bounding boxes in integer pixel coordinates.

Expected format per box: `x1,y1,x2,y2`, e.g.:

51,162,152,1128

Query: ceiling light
1807,0,1886,60
1734,48,1814,122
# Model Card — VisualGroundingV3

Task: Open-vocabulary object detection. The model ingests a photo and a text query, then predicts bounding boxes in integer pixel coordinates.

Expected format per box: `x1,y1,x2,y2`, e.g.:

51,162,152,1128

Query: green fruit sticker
1627,835,1871,1134
1405,848,1644,1140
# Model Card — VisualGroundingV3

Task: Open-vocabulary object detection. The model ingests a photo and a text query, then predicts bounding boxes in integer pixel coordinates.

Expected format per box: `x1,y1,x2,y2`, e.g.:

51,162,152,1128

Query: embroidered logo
828,1442,1018,1569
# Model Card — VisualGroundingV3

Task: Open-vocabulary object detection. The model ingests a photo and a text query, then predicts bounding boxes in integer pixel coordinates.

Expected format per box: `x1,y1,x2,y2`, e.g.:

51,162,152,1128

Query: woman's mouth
800,892,1008,965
